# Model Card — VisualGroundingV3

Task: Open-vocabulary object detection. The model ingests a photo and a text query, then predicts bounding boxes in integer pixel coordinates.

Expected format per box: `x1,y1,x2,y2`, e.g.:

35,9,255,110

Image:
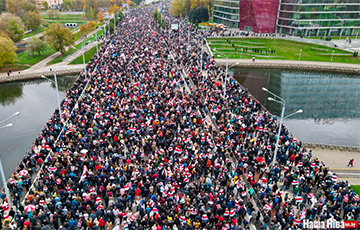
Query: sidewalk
0,27,103,79
312,148,360,185
214,59,360,74
215,58,360,68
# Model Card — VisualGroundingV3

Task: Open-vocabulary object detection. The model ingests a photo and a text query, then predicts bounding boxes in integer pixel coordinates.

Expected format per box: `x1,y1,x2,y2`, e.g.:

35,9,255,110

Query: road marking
330,168,360,171
335,173,360,176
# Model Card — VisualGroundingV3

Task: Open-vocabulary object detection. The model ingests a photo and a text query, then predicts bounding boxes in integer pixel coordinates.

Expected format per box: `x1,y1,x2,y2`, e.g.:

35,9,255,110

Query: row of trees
0,0,42,43
170,0,213,18
188,7,209,25
46,9,61,19
153,8,166,29
0,23,75,68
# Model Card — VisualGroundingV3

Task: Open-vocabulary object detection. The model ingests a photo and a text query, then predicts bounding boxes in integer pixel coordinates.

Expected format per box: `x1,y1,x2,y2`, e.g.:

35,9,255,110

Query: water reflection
231,69,360,146
0,75,78,177
0,83,23,106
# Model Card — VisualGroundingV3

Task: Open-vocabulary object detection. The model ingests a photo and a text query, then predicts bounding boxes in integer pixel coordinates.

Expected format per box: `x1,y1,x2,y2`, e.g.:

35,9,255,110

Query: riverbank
0,65,82,83
216,59,360,74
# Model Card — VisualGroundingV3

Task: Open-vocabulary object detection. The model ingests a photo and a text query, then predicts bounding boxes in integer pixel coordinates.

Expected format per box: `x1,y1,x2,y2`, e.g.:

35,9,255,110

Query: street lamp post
179,23,181,44
187,27,191,56
268,48,271,59
95,31,98,57
213,48,228,97
108,20,110,37
41,74,62,120
331,50,335,62
262,87,303,167
299,49,302,60
0,111,20,126
82,41,87,78
200,38,204,73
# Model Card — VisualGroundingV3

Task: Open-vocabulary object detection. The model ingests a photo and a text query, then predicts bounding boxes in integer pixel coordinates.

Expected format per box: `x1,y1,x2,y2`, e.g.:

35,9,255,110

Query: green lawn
46,48,74,65
42,14,87,21
351,185,360,195
23,27,45,39
69,43,102,65
48,29,104,65
16,46,56,65
207,37,360,64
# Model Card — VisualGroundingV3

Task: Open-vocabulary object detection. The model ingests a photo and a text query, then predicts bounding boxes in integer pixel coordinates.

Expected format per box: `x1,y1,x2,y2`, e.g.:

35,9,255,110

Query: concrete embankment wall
217,61,360,74
0,68,82,84
303,142,360,152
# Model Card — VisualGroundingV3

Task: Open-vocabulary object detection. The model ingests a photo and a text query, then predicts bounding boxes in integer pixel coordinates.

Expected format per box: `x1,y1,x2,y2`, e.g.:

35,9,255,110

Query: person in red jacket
99,218,106,229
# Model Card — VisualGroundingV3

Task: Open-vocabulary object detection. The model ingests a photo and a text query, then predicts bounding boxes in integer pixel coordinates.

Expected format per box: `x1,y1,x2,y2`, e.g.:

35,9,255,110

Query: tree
97,11,104,21
55,10,61,19
62,0,72,10
126,0,134,6
44,23,75,55
27,11,42,31
85,6,96,19
0,13,25,42
189,7,209,25
0,0,6,13
79,21,97,36
170,0,213,18
0,36,17,68
107,4,121,15
46,10,55,19
42,1,49,10
26,37,47,56
7,0,37,16
72,0,84,11
133,0,144,5
7,0,41,30
85,0,99,19
170,0,185,17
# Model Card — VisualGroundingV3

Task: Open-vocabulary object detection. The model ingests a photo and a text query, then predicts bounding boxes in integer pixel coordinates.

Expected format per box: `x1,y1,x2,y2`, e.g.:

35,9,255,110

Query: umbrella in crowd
18,169,28,177
24,204,35,213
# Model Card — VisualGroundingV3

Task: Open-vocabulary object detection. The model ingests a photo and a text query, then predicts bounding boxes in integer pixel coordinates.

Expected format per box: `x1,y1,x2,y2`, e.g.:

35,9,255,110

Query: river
231,68,360,147
0,70,359,179
0,75,78,178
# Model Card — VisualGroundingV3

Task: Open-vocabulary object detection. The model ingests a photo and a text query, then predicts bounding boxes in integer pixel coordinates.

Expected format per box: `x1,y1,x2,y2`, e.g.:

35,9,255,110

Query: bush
188,7,209,25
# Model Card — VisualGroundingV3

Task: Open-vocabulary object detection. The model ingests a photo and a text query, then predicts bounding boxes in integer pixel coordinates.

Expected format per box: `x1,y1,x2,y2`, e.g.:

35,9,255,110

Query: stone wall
217,61,360,74
0,68,82,83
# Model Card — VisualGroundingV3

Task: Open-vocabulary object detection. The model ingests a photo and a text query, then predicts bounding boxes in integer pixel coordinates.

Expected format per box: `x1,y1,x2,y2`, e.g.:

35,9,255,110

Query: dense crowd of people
0,3,359,230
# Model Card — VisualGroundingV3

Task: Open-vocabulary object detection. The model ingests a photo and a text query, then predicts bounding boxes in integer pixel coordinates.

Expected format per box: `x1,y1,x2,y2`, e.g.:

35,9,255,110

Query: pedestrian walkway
313,149,360,185
0,27,103,80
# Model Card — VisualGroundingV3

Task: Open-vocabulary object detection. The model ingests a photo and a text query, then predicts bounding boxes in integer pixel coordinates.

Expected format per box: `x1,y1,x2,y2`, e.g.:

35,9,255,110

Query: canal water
231,68,360,147
0,70,359,179
0,75,78,178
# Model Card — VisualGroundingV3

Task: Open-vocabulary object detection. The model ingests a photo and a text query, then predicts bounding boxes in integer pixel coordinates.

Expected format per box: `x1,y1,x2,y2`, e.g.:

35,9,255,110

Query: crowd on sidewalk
0,3,359,230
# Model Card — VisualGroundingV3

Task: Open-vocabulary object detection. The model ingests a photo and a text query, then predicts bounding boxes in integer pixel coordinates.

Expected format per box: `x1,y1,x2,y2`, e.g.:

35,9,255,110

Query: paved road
0,27,104,80
312,149,360,185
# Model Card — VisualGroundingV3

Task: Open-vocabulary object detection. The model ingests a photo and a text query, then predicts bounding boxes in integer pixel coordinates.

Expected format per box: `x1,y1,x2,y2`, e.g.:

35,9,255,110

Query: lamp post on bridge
262,87,303,168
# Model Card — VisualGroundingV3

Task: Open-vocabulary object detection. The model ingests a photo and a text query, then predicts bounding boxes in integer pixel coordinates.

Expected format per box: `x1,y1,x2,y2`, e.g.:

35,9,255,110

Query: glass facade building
213,0,282,33
277,0,360,36
239,0,279,33
213,0,240,28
